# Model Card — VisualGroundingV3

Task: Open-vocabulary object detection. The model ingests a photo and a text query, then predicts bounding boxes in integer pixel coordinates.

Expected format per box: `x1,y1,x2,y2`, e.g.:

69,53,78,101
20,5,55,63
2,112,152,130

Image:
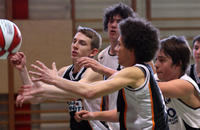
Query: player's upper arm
107,66,146,89
158,79,195,98
80,68,103,83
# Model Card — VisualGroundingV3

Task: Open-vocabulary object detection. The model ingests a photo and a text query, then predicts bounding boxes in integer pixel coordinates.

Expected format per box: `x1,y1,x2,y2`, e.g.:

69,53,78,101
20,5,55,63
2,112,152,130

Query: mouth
110,30,116,34
72,51,78,56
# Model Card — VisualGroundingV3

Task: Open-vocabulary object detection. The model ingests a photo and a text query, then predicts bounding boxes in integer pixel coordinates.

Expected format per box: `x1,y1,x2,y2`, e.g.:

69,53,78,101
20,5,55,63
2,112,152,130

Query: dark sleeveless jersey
117,64,169,130
63,65,93,130
188,64,200,90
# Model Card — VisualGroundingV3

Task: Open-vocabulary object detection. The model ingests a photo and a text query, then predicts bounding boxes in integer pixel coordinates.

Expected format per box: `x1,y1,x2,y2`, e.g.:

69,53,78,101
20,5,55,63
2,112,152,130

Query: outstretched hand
29,60,58,84
77,57,104,74
16,82,45,107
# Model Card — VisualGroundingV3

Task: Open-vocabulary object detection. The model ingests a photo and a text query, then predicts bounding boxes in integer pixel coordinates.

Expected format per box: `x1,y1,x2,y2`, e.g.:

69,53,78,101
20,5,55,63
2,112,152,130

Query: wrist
52,76,61,86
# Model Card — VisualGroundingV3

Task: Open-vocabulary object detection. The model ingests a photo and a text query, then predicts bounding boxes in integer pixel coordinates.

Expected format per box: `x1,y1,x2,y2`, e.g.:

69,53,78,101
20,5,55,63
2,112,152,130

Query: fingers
75,110,87,122
29,70,42,77
31,60,49,73
74,110,91,122
35,60,48,70
52,62,57,71
30,64,44,74
8,52,22,65
16,95,24,107
31,76,43,82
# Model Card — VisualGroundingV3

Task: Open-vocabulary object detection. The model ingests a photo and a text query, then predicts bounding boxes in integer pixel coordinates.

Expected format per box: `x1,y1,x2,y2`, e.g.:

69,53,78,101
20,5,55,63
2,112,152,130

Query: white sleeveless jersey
117,64,168,130
98,45,120,130
155,74,200,130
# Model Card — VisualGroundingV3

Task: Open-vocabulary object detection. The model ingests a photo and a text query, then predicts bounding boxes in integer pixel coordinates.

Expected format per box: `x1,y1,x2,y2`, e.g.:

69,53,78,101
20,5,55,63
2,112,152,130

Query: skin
10,31,101,106
107,14,122,55
155,50,200,108
76,15,123,77
193,41,200,77
28,35,146,122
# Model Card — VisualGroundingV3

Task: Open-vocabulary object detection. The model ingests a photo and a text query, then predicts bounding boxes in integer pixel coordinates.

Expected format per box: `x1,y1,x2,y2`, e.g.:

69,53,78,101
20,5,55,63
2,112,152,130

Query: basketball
0,19,22,59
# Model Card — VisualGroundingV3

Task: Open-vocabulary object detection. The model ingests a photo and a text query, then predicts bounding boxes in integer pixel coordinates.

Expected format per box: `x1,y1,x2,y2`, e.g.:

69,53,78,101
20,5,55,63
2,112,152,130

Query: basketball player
10,26,110,130
76,3,136,129
155,36,200,129
29,17,169,130
187,35,200,89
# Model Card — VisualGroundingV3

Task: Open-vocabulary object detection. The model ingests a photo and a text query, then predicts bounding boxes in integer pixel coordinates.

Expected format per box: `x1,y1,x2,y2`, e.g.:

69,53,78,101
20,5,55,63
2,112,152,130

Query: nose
111,21,118,28
72,42,78,49
154,60,159,69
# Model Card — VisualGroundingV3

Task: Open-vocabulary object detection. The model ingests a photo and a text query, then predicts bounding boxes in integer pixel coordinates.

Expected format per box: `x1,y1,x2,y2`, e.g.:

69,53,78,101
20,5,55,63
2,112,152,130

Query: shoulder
110,66,146,88
181,74,200,92
80,68,103,83
58,65,71,77
97,46,110,60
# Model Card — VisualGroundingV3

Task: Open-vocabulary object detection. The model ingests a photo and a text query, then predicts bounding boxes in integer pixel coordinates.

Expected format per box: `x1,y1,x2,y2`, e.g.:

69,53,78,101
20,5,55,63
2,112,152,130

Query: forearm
52,76,94,99
92,109,118,122
19,66,32,85
98,66,117,77
40,84,81,101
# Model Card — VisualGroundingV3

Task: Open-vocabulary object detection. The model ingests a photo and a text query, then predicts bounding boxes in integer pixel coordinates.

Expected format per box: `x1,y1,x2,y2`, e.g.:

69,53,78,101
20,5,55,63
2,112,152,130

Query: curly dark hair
160,35,191,73
119,17,160,63
103,3,136,31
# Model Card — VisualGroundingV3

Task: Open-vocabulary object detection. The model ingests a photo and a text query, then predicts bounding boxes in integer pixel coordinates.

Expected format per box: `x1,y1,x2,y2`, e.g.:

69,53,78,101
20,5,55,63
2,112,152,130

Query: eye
72,39,77,44
194,46,199,50
117,19,122,23
109,19,114,24
79,40,87,46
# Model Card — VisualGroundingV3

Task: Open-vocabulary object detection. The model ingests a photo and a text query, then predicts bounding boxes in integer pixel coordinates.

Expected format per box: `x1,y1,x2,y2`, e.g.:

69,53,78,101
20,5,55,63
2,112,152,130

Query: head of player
116,17,159,67
103,3,136,44
155,35,191,81
71,26,102,62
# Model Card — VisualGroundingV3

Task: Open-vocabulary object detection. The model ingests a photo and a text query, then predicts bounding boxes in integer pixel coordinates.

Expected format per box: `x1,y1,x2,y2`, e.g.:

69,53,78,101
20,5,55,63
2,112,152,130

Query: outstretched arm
19,83,79,104
29,60,144,99
9,52,33,107
8,52,32,85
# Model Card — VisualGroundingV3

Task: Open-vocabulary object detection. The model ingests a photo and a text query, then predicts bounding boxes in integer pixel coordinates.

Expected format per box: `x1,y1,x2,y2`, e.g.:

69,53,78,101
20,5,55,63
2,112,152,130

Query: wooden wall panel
0,60,8,93
0,20,72,93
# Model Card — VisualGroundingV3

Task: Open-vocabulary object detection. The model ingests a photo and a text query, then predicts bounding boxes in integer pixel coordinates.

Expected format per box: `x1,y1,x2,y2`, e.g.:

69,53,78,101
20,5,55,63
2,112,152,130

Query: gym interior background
0,0,200,129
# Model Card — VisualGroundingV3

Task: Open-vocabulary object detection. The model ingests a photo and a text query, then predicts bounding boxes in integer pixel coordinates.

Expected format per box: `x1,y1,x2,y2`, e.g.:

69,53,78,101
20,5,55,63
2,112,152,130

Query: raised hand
77,57,104,74
8,52,26,70
29,60,58,84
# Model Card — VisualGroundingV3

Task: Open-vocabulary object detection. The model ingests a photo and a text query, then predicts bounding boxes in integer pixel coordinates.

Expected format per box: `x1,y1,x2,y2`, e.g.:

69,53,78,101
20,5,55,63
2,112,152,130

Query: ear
89,48,99,57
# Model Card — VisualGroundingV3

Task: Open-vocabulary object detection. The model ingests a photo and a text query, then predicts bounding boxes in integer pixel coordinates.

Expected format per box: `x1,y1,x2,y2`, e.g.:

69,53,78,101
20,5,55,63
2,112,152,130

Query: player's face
155,50,180,81
193,41,200,63
115,36,135,67
71,32,93,60
107,15,122,43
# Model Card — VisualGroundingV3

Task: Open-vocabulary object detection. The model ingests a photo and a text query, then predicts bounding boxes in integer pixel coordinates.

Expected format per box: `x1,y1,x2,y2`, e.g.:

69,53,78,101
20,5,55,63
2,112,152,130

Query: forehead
74,32,91,43
110,14,122,21
194,41,200,46
157,50,170,58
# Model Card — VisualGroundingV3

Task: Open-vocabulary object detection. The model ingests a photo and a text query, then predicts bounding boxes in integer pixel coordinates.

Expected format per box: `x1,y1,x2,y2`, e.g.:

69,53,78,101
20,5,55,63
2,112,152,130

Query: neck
109,41,118,55
195,63,200,76
72,62,81,73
